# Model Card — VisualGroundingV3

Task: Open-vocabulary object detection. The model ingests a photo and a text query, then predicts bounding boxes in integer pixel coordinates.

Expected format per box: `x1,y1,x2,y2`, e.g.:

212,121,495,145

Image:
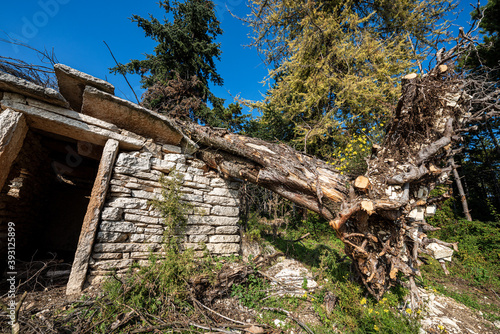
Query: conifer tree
111,0,225,125
245,0,456,161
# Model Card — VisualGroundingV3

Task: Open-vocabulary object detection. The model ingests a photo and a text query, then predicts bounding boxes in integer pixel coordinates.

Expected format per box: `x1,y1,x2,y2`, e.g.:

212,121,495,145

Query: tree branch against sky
243,0,458,160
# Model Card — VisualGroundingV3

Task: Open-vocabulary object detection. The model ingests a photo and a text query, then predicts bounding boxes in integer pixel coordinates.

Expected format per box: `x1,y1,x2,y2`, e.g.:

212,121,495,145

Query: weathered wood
354,176,370,191
180,122,348,219
449,158,472,221
0,108,28,190
66,139,119,295
0,99,145,150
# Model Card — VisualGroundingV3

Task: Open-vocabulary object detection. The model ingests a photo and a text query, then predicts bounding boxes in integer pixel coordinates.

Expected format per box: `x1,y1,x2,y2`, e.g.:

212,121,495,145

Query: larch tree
243,0,457,161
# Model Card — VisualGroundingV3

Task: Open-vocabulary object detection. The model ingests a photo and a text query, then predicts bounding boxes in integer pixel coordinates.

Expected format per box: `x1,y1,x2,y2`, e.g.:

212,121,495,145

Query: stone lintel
81,86,198,152
0,71,69,108
1,99,144,150
54,63,115,111
66,139,119,295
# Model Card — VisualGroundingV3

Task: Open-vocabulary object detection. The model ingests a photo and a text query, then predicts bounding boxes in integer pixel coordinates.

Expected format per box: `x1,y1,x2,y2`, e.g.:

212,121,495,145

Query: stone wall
88,148,241,284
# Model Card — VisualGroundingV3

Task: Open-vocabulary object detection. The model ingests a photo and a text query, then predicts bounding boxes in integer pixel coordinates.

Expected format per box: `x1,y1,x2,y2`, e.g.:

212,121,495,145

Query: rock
247,325,265,334
124,213,160,225
274,319,286,328
185,225,215,235
108,197,150,210
116,153,151,171
66,139,119,295
187,215,239,226
54,63,115,111
205,243,240,254
1,98,144,150
215,226,239,234
100,221,136,233
93,243,160,253
0,108,28,191
211,206,239,217
162,144,182,154
101,207,123,221
189,235,208,243
426,205,437,216
0,71,69,107
151,158,176,172
209,235,241,243
426,243,453,260
97,232,128,243
81,86,197,150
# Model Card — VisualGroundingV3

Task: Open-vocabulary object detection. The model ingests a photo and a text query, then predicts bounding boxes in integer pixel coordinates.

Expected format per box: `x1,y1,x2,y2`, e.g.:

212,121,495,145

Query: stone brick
190,235,208,243
151,158,176,173
100,221,136,233
210,178,227,187
185,225,215,235
92,253,122,260
183,181,208,189
91,259,133,270
93,243,160,253
181,193,203,203
114,167,161,181
162,144,182,154
110,185,131,193
124,213,161,224
211,206,239,217
187,215,239,226
208,187,238,198
164,153,185,164
144,227,164,235
186,166,204,175
204,195,238,206
193,175,211,185
215,226,239,234
115,153,151,171
132,190,158,200
181,243,204,251
123,208,163,218
108,197,149,210
97,231,128,242
206,243,240,254
101,207,123,221
209,235,240,243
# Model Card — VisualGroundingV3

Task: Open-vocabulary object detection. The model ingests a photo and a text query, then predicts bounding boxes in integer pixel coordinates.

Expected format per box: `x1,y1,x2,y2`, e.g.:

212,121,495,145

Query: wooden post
66,139,119,295
0,108,28,191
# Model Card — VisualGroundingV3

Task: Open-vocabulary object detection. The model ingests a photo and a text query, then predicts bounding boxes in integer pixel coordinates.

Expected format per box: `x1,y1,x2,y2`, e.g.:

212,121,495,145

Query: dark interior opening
0,130,99,290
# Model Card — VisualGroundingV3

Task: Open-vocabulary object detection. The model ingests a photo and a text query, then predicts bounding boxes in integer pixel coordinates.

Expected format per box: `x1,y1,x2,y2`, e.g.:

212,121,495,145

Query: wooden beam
66,139,119,295
0,108,28,190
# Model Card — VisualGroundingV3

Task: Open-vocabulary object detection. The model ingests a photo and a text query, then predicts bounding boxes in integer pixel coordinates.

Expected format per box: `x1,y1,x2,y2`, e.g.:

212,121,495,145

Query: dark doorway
0,130,100,290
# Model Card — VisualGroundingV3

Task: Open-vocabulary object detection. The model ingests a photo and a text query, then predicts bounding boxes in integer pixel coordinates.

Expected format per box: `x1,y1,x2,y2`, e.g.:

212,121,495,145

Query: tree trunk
175,37,498,306
449,158,472,221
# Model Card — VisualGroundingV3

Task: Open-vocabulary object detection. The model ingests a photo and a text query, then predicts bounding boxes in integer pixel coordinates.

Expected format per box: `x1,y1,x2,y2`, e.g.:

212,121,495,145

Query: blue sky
0,0,482,116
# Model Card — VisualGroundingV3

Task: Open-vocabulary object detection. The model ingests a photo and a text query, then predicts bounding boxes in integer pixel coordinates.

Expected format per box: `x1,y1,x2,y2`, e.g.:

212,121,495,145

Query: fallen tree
175,33,500,308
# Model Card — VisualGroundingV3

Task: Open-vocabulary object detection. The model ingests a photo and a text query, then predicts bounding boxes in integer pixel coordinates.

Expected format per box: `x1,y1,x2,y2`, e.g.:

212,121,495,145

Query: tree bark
449,158,473,221
174,35,498,305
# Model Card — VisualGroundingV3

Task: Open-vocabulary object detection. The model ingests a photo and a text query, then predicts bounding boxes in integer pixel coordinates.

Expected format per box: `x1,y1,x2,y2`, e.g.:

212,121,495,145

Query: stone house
0,64,241,295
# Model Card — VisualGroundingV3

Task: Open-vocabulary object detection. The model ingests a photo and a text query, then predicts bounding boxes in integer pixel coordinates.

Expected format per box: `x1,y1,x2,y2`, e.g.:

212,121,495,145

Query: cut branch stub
354,175,370,191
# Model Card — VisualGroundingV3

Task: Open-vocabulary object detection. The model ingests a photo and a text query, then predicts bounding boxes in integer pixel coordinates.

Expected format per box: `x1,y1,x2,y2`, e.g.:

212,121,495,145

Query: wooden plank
0,108,28,190
66,139,119,295
1,99,145,150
